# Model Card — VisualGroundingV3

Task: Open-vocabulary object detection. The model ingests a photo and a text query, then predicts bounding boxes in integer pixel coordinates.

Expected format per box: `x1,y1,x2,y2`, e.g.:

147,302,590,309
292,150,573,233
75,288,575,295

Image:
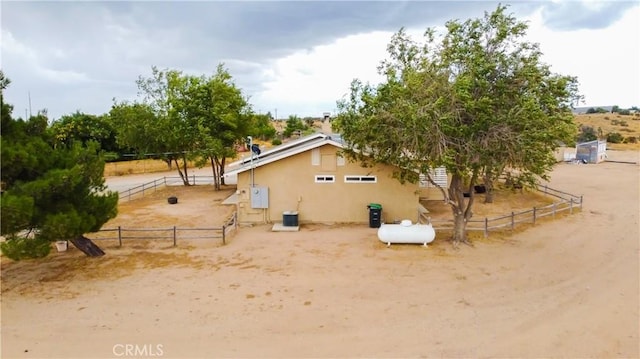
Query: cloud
523,4,639,107
1,1,636,120
539,1,638,31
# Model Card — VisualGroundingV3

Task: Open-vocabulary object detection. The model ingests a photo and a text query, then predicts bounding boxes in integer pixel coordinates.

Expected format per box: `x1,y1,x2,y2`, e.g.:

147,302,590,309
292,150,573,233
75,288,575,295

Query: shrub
271,138,282,146
577,125,597,142
0,236,51,261
623,136,638,144
607,132,624,143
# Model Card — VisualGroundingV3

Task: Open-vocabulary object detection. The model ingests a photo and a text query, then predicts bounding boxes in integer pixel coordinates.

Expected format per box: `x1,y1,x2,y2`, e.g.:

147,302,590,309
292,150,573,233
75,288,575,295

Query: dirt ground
1,150,638,358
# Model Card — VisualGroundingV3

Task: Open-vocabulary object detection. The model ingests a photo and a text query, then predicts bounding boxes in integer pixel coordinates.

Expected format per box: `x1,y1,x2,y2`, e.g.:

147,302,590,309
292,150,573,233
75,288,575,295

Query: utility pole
28,91,32,118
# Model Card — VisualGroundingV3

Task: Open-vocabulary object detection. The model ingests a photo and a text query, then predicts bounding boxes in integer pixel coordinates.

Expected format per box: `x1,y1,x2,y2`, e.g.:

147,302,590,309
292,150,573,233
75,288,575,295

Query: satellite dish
251,144,261,155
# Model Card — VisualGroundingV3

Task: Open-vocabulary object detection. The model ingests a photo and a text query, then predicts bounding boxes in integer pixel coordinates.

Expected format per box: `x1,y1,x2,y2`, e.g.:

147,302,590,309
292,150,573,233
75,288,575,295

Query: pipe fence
87,211,238,247
117,175,216,202
420,184,583,238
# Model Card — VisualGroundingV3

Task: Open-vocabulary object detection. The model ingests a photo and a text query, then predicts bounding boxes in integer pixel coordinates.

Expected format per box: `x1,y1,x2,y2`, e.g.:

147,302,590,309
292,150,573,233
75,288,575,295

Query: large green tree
134,67,201,185
49,111,119,155
177,65,252,190
109,101,173,168
115,66,252,187
333,5,578,245
1,72,118,259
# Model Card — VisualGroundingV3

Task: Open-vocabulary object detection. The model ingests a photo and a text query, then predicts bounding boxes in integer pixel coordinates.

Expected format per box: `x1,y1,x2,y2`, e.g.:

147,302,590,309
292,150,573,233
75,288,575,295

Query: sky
1,1,639,121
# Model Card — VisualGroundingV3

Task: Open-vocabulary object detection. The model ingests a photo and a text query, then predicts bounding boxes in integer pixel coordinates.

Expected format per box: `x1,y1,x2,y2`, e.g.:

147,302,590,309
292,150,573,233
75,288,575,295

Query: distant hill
572,106,614,114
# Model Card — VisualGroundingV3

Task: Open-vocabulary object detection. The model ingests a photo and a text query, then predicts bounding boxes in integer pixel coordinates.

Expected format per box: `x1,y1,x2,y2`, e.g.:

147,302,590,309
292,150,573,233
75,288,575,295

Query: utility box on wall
250,187,269,208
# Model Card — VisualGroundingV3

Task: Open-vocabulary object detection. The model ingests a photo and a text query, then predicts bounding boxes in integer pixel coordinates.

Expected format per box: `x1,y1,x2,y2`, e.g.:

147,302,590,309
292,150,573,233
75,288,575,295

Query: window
311,148,320,166
315,175,335,183
419,167,448,188
344,175,377,183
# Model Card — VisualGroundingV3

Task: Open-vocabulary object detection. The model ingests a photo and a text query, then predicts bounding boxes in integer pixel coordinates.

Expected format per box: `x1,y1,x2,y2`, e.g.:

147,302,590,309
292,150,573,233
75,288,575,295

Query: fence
117,175,216,202
420,184,583,238
88,211,238,247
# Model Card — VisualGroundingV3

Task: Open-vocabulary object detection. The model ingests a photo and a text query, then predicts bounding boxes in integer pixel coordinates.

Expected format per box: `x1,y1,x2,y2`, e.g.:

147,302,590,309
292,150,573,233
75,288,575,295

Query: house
575,139,607,164
223,133,442,225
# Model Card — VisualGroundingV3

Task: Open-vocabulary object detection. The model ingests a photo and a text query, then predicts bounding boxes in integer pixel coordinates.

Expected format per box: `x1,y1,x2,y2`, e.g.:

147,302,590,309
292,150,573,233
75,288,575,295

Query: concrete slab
272,223,300,232
221,192,239,205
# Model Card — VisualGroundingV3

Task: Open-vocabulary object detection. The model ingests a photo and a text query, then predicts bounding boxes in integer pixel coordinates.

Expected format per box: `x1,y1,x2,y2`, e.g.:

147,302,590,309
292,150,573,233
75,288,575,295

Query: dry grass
423,186,555,219
574,113,640,150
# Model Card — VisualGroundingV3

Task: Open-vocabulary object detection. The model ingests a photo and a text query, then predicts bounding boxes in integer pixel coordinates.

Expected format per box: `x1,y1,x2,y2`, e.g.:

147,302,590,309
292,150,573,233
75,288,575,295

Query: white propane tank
377,220,436,247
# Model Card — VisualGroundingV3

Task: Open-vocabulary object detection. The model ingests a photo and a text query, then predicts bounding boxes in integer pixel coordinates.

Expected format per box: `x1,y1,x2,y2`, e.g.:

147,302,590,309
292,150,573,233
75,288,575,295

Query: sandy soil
1,151,639,358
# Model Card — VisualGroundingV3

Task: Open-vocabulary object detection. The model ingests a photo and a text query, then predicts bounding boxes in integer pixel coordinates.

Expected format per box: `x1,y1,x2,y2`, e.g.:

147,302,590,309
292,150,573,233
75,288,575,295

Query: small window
344,175,377,183
311,148,320,166
315,175,335,183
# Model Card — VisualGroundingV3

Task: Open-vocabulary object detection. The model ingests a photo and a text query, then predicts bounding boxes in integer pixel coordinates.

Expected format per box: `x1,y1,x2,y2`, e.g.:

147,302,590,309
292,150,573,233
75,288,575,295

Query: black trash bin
367,203,382,228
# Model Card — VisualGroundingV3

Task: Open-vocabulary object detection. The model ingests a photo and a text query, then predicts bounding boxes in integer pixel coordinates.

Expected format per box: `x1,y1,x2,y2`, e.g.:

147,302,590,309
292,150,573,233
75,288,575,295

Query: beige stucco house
224,134,445,225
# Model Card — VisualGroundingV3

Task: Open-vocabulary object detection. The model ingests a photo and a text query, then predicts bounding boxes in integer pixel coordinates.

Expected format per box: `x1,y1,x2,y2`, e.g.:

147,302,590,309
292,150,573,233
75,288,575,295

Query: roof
227,133,329,168
577,139,607,146
224,134,345,177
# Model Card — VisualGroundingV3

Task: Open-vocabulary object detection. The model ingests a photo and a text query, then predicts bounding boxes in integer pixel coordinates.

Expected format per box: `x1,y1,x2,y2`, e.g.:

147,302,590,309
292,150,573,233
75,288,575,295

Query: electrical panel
250,187,269,209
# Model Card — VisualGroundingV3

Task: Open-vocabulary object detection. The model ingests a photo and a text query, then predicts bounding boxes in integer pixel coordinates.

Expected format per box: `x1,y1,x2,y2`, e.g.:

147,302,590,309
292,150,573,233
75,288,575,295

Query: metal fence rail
117,175,216,202
421,184,583,238
88,212,238,247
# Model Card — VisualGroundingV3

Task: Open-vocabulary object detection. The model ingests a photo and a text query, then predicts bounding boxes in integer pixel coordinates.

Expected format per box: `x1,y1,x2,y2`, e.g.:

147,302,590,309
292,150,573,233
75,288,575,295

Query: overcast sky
1,1,638,121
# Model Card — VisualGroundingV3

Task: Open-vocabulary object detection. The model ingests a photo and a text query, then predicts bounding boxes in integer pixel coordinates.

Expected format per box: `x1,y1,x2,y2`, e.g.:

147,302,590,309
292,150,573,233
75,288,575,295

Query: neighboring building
553,143,576,162
224,133,445,225
575,139,607,164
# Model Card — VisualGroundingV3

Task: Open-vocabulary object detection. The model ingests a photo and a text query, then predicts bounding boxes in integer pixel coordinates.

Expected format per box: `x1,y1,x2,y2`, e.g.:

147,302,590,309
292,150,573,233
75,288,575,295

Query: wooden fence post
533,207,537,225
552,203,556,218
580,196,583,210
118,226,122,247
222,225,226,245
570,198,573,214
173,226,177,247
484,218,489,238
511,212,515,230
234,212,238,229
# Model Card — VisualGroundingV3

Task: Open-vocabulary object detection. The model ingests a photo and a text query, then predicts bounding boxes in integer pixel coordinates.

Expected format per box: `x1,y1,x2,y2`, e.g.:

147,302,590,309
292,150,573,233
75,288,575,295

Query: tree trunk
452,212,467,244
220,157,226,186
173,158,189,186
484,179,494,203
210,156,220,191
447,171,477,246
181,154,191,185
69,235,105,257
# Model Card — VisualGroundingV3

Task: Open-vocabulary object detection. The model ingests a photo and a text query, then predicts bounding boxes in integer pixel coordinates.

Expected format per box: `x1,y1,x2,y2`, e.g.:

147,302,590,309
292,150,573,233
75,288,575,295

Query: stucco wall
236,144,420,224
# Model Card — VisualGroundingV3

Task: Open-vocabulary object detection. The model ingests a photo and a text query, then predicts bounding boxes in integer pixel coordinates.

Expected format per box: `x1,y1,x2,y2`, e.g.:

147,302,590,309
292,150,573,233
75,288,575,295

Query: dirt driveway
1,151,638,358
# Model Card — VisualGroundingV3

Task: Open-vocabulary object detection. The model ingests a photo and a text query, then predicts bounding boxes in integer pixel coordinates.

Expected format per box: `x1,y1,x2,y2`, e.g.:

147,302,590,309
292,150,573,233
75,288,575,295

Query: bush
607,132,624,143
623,136,638,144
0,236,51,261
271,138,282,146
577,125,597,142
